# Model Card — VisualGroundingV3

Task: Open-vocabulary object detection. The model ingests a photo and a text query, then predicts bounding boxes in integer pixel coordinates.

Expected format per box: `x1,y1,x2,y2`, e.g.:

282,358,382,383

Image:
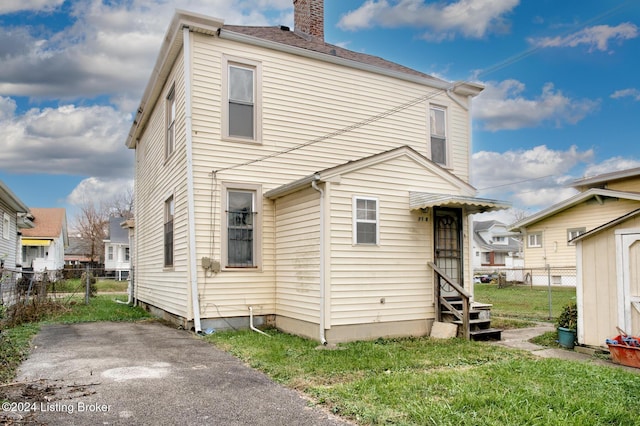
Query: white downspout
184,27,202,334
311,178,328,345
248,307,270,337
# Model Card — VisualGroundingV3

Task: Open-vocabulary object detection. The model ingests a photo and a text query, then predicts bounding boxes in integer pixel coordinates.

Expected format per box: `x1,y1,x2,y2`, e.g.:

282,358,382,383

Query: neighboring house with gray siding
104,216,131,280
0,180,32,270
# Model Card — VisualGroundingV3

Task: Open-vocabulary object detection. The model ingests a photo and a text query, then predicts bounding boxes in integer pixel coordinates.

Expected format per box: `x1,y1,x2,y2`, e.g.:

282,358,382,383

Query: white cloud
611,88,640,101
338,0,519,40
66,177,134,207
528,23,638,53
0,0,64,14
472,145,594,210
473,80,599,131
0,0,293,108
0,103,132,177
581,157,640,178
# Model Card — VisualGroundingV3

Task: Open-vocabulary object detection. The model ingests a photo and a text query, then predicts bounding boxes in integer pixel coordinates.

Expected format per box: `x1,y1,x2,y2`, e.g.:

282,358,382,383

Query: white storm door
616,231,640,336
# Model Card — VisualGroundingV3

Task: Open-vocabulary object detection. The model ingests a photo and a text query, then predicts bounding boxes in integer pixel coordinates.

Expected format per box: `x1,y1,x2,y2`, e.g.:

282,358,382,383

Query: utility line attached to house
212,86,449,174
211,1,633,176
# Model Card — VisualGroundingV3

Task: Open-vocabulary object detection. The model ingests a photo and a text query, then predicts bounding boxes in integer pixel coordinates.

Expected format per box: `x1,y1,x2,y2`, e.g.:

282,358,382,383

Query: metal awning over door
409,192,510,214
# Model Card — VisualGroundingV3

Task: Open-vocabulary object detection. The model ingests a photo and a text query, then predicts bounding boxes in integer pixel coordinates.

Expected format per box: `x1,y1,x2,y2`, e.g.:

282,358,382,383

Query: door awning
409,192,510,214
22,239,51,246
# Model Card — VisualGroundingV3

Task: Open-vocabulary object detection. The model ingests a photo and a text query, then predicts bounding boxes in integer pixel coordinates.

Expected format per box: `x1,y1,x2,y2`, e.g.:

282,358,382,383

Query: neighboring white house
126,4,508,342
472,220,522,270
0,180,32,270
21,207,68,275
104,216,130,281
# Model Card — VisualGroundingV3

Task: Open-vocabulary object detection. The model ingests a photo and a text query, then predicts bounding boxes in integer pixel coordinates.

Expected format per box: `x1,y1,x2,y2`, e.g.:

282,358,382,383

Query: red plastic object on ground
607,335,640,369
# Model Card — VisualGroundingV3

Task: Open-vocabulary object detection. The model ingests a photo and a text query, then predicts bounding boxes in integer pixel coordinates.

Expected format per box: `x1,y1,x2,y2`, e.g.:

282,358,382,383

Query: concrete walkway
493,324,640,373
5,322,353,425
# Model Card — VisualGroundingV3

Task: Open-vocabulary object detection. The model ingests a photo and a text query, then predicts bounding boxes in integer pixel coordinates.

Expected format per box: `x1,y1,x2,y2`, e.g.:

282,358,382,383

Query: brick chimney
293,0,324,40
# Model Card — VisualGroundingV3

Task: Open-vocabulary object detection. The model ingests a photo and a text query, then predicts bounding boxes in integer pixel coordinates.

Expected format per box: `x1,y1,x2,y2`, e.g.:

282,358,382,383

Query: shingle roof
222,25,444,82
106,217,129,244
22,208,66,239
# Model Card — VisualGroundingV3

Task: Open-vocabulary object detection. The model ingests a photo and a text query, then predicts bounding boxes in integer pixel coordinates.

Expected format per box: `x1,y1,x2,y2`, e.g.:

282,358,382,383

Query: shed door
618,232,640,335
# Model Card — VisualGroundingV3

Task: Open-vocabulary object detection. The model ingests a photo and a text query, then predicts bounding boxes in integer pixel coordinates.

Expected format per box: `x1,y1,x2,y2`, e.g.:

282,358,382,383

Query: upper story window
166,84,175,158
354,196,379,245
429,106,447,166
2,213,10,240
223,56,262,143
567,227,586,245
528,232,542,248
164,196,174,267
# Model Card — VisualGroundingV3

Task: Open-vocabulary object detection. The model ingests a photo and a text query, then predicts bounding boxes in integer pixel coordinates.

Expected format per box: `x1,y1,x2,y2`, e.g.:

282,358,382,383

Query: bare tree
71,191,134,265
73,198,109,265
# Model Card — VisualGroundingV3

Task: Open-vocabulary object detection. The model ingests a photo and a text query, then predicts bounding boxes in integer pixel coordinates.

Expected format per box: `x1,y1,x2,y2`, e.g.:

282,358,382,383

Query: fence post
85,264,90,305
547,264,552,320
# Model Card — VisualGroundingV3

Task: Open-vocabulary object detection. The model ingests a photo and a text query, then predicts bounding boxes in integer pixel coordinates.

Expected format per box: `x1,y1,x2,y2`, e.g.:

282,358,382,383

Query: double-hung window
108,246,114,261
2,213,9,240
164,196,174,267
430,106,447,166
223,184,262,269
354,197,379,245
223,57,261,142
166,84,175,158
567,227,586,244
528,232,542,248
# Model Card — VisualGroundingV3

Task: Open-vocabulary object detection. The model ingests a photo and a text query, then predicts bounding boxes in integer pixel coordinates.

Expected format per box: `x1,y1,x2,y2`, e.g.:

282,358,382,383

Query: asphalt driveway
7,321,351,425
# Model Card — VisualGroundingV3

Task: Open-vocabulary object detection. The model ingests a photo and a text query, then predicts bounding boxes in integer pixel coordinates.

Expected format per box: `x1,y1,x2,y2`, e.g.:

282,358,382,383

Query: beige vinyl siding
273,187,321,323
523,197,640,269
579,215,640,346
134,50,190,318
326,155,459,326
189,33,470,182
607,176,640,192
187,33,473,319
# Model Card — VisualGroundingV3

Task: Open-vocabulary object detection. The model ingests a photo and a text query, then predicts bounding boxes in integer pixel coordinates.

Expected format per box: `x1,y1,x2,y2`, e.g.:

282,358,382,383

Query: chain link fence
0,266,113,326
474,266,577,287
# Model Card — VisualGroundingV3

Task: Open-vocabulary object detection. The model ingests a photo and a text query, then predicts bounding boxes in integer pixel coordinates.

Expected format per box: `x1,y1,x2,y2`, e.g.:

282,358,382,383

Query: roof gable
510,188,640,230
265,146,475,200
572,167,640,191
22,208,67,240
126,10,483,149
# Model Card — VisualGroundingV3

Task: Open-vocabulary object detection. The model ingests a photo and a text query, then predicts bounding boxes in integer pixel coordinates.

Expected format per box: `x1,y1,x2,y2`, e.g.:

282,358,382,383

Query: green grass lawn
49,278,128,294
475,283,576,323
207,330,640,425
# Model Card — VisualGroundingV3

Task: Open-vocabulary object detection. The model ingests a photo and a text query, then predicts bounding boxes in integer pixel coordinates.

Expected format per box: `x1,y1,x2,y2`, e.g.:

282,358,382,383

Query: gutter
311,179,328,345
184,27,202,334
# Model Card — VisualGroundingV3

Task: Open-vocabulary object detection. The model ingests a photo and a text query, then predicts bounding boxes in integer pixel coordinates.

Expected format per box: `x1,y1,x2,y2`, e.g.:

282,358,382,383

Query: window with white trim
353,197,379,245
2,213,9,240
430,106,447,166
223,184,262,269
166,84,175,158
108,246,114,261
567,227,586,245
528,232,542,248
223,57,261,142
125,247,130,262
164,196,174,267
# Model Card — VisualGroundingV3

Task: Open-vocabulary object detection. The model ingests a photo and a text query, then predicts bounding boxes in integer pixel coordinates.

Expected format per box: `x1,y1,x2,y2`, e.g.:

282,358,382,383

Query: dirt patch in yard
0,379,97,424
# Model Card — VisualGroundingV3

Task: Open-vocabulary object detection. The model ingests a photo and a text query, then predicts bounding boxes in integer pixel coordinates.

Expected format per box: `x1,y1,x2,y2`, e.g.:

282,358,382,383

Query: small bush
80,271,98,298
557,301,577,330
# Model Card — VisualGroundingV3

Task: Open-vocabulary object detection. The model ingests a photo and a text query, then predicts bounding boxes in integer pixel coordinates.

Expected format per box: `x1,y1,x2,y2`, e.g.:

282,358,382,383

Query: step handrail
428,261,470,340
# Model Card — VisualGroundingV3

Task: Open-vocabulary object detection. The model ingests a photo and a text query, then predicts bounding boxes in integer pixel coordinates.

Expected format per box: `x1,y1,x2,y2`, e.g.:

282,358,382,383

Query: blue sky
1,0,639,226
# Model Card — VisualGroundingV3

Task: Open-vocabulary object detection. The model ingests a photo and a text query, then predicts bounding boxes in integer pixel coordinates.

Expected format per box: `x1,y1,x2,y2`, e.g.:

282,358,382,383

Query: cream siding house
126,4,507,342
510,182,640,286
